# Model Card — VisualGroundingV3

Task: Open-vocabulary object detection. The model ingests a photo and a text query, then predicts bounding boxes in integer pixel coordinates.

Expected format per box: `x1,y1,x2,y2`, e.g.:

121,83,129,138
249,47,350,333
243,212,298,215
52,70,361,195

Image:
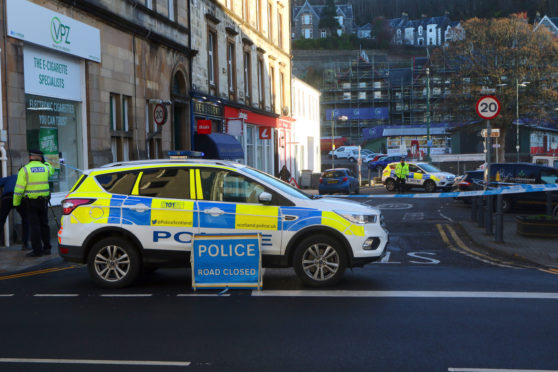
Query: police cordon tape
325,183,558,198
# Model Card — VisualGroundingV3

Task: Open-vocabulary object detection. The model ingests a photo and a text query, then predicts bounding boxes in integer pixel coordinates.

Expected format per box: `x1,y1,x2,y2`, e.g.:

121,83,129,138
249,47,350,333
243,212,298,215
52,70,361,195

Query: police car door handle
204,207,224,216
283,215,298,221
127,203,149,212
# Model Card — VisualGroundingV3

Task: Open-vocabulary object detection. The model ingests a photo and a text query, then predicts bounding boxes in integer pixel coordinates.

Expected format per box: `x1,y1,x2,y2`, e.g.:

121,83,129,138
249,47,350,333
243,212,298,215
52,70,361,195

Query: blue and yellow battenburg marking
388,169,439,182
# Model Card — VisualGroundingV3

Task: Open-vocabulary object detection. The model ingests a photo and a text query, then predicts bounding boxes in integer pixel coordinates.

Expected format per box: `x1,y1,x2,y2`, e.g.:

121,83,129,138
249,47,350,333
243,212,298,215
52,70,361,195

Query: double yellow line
436,223,514,267
436,223,558,275
0,265,78,281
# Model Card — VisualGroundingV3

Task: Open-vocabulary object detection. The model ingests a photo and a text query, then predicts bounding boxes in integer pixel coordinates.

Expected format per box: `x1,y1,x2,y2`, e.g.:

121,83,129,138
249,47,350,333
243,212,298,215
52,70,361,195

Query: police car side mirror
259,192,273,204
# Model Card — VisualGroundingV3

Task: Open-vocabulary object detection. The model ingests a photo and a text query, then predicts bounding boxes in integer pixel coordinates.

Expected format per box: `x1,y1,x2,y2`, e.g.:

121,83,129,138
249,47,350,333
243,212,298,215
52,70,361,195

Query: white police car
58,159,388,288
382,162,456,192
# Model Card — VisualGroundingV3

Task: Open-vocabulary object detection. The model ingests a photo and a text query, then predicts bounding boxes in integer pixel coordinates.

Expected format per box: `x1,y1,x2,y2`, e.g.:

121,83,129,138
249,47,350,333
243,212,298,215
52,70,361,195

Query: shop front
7,0,100,192
224,106,277,175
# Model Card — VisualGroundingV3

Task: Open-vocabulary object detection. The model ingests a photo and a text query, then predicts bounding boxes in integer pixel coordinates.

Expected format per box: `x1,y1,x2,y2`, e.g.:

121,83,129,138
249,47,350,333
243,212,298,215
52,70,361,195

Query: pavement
0,186,556,274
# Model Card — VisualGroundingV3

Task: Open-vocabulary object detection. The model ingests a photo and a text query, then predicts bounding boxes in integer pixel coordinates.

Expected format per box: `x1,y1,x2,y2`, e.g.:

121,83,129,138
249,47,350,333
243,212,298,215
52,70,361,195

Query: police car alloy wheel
385,179,396,192
87,237,141,288
424,180,436,193
293,236,347,287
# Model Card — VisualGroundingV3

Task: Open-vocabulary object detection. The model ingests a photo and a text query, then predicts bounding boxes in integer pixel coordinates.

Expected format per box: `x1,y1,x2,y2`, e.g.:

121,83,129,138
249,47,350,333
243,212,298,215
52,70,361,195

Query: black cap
29,149,44,156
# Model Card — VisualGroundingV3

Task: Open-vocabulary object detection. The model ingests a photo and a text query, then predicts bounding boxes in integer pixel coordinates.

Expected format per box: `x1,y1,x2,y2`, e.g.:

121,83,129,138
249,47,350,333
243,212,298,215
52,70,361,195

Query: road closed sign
476,96,501,120
191,234,262,289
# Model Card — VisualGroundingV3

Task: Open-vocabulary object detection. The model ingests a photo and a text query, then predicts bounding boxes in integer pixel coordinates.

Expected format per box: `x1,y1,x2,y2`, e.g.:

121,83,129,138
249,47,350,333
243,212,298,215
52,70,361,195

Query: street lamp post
426,68,431,162
515,79,530,162
331,111,335,169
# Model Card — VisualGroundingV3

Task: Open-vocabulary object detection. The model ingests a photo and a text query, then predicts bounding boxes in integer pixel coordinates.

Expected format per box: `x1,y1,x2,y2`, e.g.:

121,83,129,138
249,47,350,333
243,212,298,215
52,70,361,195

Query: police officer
0,174,30,249
395,156,409,194
13,150,54,257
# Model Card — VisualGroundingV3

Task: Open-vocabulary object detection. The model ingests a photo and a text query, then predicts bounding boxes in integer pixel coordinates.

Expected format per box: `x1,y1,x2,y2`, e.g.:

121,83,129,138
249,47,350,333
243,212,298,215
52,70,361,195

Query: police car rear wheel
424,180,436,193
87,237,140,288
294,236,347,287
385,179,396,192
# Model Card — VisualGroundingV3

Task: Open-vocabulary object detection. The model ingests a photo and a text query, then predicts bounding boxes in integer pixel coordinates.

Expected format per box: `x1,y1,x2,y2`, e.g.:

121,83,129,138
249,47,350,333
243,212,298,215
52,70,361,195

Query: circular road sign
476,96,501,120
153,103,167,126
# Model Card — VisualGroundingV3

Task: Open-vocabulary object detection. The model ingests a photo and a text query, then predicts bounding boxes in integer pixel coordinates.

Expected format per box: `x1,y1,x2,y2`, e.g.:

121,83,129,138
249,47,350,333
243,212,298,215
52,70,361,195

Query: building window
277,12,283,48
243,0,249,22
227,41,236,100
303,14,311,25
418,26,423,35
168,0,176,21
244,50,251,105
145,0,153,10
279,71,284,113
257,56,265,109
225,0,231,9
321,30,327,38
304,29,312,39
256,0,261,31
110,93,133,162
269,65,275,112
207,30,218,92
267,2,272,40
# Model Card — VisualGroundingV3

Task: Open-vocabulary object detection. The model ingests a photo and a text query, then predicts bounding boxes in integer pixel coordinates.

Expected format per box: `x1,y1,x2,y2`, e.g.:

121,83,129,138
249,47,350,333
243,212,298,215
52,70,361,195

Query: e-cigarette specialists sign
7,0,101,62
191,234,262,290
24,45,82,102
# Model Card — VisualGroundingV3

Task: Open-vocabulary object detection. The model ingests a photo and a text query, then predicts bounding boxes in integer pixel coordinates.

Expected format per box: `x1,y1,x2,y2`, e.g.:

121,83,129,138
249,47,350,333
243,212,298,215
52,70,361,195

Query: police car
381,162,456,192
58,160,388,288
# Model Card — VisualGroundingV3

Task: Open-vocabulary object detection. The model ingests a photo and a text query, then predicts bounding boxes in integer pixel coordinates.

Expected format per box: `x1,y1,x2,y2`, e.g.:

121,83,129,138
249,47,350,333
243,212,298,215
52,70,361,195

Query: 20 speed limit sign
476,96,501,120
153,103,168,126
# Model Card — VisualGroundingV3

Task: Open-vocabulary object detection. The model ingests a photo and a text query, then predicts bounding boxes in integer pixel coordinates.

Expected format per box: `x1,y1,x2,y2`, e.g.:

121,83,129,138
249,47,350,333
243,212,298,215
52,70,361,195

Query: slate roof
293,1,354,20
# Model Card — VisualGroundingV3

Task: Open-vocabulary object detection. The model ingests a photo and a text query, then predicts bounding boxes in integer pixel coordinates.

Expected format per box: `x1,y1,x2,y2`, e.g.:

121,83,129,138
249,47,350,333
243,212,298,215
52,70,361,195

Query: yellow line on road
445,224,513,264
0,266,78,280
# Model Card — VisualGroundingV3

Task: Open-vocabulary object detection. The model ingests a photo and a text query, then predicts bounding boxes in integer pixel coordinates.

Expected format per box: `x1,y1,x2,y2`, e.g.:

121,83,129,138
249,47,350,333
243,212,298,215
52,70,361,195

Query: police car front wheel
293,236,347,287
87,237,141,288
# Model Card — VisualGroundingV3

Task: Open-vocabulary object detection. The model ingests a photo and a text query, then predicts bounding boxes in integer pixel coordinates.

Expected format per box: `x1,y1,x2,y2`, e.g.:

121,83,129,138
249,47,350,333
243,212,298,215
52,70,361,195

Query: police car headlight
335,212,377,224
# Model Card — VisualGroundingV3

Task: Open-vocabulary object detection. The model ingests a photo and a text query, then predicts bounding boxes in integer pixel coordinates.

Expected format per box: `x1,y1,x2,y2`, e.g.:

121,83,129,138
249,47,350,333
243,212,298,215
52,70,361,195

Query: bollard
546,191,552,216
485,195,493,235
495,194,503,243
471,196,478,221
477,198,485,227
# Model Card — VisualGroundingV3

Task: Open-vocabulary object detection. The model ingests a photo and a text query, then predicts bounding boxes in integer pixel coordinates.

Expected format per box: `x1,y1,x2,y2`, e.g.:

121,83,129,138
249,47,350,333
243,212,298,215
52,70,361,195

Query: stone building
292,0,355,40
0,0,194,197
190,0,293,175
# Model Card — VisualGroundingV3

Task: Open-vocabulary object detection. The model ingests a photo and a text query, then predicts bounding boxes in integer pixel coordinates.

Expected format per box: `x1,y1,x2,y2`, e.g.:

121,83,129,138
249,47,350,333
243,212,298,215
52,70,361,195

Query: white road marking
376,203,413,210
449,369,558,372
251,290,558,299
177,294,231,297
100,294,153,297
33,294,79,297
407,252,440,264
0,358,190,367
438,207,454,222
403,212,424,221
0,294,14,297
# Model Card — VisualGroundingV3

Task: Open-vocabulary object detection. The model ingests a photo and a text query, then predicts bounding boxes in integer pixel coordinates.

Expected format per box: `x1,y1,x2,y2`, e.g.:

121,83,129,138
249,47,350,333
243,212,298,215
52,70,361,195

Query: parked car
451,170,484,204
319,168,360,195
381,162,456,192
453,163,558,213
328,146,360,159
368,155,404,173
348,149,377,163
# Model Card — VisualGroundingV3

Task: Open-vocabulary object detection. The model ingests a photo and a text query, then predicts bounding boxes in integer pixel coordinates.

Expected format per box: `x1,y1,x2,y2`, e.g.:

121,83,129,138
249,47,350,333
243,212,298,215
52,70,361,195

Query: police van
58,160,388,288
381,162,456,192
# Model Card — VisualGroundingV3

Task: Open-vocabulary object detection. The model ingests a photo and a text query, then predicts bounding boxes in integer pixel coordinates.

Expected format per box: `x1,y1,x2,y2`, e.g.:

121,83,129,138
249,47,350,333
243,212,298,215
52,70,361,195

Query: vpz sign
259,127,271,140
51,17,70,45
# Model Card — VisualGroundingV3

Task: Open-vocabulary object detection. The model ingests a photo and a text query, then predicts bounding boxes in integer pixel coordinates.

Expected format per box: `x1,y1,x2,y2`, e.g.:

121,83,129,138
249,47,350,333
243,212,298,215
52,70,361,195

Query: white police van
58,159,388,288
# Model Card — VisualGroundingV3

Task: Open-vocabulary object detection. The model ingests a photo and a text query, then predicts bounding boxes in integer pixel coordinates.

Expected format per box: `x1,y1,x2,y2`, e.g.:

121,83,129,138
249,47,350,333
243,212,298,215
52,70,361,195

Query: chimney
401,12,408,21
421,13,427,19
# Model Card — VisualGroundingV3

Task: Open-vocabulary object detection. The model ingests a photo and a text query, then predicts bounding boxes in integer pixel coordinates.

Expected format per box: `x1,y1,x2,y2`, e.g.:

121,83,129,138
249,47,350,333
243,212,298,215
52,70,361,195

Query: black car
454,163,558,213
452,170,484,204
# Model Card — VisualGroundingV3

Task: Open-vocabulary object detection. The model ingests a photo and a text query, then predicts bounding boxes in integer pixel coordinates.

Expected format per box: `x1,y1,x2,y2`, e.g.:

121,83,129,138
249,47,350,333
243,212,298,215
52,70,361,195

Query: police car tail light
342,177,348,182
459,181,471,187
62,198,95,215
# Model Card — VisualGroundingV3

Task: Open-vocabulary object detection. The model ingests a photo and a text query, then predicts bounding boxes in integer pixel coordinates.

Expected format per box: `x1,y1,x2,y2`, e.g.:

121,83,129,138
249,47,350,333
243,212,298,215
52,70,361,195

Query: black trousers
396,177,406,193
23,198,50,255
0,195,29,246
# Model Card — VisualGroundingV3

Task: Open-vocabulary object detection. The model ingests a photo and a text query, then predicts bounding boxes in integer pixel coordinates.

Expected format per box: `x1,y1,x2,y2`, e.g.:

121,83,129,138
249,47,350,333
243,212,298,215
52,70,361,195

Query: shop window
138,168,191,199
110,93,133,162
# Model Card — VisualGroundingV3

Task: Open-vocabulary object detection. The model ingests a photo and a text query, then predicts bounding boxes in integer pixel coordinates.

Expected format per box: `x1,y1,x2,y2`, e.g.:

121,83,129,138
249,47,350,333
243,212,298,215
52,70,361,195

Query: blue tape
324,183,558,198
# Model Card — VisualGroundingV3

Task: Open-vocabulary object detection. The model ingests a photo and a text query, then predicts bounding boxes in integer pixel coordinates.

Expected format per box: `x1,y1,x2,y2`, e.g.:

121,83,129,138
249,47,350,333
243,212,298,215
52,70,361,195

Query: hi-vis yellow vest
13,161,54,206
395,162,409,179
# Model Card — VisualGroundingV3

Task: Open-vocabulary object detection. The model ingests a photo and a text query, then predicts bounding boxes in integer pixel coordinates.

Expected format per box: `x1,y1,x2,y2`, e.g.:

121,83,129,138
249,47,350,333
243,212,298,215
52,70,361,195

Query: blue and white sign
192,234,262,289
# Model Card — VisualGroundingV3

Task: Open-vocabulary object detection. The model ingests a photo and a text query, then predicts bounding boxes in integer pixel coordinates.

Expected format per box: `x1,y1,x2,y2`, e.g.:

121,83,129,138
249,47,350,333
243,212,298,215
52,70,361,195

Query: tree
432,15,558,160
371,16,394,49
319,0,338,36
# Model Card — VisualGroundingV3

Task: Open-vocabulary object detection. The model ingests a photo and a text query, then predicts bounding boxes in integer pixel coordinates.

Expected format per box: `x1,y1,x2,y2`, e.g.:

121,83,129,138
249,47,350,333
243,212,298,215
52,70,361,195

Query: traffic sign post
476,95,501,236
153,103,167,126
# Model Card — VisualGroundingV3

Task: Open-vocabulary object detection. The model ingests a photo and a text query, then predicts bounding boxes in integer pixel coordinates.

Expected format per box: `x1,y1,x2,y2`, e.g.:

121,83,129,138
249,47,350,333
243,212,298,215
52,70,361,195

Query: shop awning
194,133,244,160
